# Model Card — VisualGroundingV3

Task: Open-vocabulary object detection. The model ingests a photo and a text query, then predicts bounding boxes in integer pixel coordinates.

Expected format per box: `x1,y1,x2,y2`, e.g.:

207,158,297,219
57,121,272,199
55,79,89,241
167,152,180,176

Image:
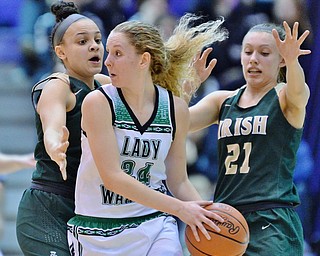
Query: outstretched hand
272,21,311,64
182,48,217,103
193,48,217,84
50,126,69,180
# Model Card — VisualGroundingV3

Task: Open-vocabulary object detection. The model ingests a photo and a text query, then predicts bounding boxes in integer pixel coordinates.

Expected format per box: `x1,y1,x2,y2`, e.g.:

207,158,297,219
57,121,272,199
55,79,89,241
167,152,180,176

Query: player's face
104,31,143,88
56,19,104,78
241,31,284,88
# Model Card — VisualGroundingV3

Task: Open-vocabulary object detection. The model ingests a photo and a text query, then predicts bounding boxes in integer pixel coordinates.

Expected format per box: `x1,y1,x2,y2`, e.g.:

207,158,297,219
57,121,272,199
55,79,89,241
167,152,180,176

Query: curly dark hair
51,1,79,23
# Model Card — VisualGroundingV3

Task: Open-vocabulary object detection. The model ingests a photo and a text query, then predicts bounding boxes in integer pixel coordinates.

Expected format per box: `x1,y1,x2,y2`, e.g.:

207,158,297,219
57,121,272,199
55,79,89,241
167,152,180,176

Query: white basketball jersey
74,84,176,218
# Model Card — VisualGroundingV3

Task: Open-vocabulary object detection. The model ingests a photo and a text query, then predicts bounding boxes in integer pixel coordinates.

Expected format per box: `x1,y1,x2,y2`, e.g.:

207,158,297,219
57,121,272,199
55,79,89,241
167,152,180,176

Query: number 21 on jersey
225,142,251,175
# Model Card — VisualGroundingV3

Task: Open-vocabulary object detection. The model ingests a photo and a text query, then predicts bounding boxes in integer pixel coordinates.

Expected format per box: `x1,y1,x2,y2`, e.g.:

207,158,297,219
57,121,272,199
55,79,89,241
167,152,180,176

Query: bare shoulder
82,88,113,131
83,88,106,106
34,72,69,91
49,72,70,84
274,82,286,95
204,89,237,106
94,74,111,85
173,95,189,115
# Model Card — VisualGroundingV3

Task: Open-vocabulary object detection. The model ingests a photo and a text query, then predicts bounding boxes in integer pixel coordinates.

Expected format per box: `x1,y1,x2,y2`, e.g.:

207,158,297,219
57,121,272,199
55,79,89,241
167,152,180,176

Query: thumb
198,201,214,207
61,126,69,142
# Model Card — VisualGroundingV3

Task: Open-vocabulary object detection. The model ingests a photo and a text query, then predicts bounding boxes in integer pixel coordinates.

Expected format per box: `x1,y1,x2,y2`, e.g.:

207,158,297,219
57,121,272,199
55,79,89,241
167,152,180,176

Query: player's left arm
275,21,311,128
0,152,35,174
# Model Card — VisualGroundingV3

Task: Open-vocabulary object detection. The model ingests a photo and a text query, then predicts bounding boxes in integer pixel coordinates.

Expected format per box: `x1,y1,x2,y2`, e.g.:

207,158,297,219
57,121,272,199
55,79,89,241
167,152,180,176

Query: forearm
286,60,309,107
0,161,26,174
286,60,307,92
0,153,34,174
43,128,61,156
168,178,203,201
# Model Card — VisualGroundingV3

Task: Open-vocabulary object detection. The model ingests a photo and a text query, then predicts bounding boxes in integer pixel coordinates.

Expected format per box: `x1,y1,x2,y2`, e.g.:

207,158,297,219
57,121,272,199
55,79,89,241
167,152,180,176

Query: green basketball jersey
31,75,101,194
214,86,302,207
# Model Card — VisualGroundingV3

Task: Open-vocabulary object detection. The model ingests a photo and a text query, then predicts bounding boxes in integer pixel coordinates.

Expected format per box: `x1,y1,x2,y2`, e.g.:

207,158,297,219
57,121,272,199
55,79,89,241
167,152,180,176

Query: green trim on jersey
68,211,169,238
99,85,175,136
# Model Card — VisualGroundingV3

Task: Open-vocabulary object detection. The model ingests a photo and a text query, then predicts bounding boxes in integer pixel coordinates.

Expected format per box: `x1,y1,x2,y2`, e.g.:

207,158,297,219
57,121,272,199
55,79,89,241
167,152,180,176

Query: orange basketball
185,203,250,256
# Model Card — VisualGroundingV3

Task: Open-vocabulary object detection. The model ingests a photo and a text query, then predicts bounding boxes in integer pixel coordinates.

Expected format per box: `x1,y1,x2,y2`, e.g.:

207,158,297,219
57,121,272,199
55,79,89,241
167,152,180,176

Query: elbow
98,169,117,190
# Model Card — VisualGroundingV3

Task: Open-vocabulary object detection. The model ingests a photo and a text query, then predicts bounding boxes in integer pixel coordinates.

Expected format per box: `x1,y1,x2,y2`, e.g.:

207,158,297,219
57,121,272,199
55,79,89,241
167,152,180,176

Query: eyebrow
75,31,101,36
244,43,272,47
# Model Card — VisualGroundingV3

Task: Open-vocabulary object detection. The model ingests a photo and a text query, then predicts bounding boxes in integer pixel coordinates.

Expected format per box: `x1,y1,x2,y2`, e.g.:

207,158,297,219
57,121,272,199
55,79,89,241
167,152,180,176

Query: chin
91,67,102,74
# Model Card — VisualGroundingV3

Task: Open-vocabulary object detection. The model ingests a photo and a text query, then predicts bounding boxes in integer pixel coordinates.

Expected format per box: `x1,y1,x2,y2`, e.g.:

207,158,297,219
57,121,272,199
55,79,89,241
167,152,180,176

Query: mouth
89,56,101,63
248,68,261,74
107,70,116,78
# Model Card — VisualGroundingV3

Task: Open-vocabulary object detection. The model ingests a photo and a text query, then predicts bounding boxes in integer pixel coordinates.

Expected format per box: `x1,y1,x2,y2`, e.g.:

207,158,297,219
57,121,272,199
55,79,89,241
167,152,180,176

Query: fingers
58,126,69,180
190,225,201,242
190,221,212,242
190,213,223,242
192,48,215,82
200,47,213,61
61,126,70,142
274,21,311,59
300,49,312,56
202,206,224,232
207,211,224,224
292,21,299,39
196,223,211,241
203,214,222,233
272,28,281,44
298,30,310,46
56,145,68,180
207,58,217,71
59,155,67,181
282,21,293,39
197,202,225,238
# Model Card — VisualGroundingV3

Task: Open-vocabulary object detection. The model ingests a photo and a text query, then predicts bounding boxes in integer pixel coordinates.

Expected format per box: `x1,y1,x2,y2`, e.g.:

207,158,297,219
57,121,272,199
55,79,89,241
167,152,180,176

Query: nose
249,52,258,64
104,54,111,67
89,41,99,52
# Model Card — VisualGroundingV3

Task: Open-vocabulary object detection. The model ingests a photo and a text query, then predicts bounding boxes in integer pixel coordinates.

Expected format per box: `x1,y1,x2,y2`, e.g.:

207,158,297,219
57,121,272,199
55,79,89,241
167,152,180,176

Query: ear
55,45,66,61
140,52,151,69
279,56,286,68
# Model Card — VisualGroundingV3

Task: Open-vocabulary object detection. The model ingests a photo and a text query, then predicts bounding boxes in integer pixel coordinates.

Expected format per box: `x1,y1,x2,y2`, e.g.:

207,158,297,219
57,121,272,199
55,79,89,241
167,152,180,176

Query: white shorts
67,212,183,256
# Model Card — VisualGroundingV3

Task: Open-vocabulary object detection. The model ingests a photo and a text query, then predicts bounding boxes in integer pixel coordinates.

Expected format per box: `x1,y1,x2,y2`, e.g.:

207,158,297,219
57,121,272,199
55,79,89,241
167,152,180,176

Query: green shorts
243,207,304,256
16,188,75,256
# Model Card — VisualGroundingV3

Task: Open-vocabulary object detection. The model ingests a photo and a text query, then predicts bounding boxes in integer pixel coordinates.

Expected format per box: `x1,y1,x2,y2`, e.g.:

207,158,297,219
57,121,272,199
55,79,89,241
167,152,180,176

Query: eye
79,39,87,45
261,52,269,56
95,38,102,44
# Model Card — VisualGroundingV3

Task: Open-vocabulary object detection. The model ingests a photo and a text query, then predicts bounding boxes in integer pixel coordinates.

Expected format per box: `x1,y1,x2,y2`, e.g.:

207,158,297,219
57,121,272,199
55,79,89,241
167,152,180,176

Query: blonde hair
112,13,228,97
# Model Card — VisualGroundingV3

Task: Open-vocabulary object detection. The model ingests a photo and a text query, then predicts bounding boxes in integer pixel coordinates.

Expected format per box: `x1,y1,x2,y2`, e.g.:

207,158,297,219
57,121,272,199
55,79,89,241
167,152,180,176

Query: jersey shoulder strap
31,72,70,109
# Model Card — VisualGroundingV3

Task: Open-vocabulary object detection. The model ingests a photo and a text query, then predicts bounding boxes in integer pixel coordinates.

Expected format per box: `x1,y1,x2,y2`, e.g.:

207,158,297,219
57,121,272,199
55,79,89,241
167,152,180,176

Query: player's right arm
189,90,234,132
36,79,72,180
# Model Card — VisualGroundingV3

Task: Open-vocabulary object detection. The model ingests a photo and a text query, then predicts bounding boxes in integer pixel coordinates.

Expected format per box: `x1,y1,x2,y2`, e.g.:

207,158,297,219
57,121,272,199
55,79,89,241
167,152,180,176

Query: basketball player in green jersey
16,2,110,255
187,21,311,255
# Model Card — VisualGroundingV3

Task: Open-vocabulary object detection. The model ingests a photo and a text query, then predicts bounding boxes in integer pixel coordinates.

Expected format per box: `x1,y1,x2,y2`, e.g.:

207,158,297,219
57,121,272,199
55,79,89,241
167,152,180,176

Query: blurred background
0,0,319,255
